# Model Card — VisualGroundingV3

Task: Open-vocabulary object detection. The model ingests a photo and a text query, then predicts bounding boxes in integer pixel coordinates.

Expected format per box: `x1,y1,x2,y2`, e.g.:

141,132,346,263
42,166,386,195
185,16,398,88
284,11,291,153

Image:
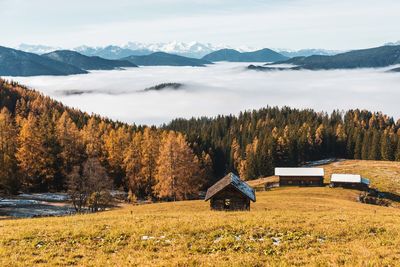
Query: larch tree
140,127,160,197
56,111,85,178
104,126,131,187
0,108,18,193
16,115,46,190
82,117,104,158
124,131,144,197
154,131,203,201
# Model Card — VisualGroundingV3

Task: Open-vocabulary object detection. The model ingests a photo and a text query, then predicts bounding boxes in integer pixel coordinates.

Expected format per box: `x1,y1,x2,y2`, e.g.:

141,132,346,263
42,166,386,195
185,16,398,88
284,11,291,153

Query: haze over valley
7,62,400,125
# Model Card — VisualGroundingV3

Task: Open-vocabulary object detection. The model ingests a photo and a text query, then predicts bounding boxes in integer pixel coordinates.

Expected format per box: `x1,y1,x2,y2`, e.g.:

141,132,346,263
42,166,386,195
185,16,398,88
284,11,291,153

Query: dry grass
1,160,400,266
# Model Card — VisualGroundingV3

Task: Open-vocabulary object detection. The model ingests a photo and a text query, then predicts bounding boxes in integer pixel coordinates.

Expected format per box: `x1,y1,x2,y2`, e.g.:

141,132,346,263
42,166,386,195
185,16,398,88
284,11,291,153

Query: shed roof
275,167,324,177
331,174,370,185
205,173,256,202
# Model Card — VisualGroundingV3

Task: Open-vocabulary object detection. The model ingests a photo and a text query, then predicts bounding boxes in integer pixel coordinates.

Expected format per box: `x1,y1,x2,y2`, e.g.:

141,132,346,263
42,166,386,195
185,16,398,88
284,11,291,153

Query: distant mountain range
4,43,400,76
42,50,137,70
122,52,211,66
250,45,400,71
202,48,288,62
0,46,87,76
16,42,344,60
275,49,341,58
74,45,152,60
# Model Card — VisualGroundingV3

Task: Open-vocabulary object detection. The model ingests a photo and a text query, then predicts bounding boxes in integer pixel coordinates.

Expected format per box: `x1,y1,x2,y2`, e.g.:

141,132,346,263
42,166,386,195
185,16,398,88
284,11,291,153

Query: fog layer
6,63,400,125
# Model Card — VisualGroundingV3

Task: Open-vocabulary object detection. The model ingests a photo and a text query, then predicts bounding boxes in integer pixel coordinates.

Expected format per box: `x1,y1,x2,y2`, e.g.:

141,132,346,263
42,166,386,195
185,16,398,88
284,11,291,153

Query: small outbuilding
275,167,324,186
205,172,256,211
330,174,370,190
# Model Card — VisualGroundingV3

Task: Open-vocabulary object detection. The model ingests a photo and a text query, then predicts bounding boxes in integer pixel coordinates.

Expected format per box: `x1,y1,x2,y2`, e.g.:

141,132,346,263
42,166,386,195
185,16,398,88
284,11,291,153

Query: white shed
330,174,370,189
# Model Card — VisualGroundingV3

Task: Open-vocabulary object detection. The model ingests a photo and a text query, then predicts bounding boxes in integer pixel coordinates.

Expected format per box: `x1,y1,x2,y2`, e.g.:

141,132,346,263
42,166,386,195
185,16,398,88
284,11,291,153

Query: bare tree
67,157,113,213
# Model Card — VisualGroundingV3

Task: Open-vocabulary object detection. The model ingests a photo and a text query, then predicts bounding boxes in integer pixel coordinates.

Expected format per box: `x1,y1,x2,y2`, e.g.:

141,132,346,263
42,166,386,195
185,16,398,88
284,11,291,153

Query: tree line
0,80,209,201
166,107,400,180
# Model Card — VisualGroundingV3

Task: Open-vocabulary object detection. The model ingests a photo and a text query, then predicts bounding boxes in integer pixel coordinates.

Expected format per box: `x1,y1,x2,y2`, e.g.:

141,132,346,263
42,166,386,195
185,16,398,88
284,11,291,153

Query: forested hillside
0,79,211,199
166,108,400,179
1,79,400,197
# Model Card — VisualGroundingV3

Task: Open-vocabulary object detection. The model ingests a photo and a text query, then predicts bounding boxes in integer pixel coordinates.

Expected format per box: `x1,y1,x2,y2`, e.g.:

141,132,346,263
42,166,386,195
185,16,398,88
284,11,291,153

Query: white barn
330,174,370,190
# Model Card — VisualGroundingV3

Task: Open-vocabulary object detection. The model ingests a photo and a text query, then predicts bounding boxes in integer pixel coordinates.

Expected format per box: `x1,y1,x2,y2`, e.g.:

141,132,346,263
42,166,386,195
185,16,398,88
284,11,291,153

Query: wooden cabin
275,167,324,186
205,173,256,211
330,174,370,190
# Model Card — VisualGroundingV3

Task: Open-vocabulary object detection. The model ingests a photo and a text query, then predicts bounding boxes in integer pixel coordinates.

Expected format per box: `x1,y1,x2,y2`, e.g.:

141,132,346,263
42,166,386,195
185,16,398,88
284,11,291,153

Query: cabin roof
205,172,256,202
331,174,370,185
275,167,324,177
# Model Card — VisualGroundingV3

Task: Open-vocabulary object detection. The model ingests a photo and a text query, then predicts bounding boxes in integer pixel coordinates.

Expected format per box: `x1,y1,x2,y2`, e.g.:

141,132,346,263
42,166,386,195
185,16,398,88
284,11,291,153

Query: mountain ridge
122,52,212,66
0,46,87,76
202,48,288,62
42,50,137,70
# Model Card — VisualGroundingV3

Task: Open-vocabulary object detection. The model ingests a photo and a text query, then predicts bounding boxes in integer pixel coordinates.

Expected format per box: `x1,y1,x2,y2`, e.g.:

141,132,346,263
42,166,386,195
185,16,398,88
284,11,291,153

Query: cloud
2,0,400,49
7,63,400,126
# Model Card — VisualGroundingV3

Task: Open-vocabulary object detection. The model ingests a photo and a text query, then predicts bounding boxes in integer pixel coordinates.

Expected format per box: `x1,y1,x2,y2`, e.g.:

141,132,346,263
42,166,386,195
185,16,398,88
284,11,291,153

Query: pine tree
0,108,18,193
380,130,394,161
395,138,400,161
368,130,381,160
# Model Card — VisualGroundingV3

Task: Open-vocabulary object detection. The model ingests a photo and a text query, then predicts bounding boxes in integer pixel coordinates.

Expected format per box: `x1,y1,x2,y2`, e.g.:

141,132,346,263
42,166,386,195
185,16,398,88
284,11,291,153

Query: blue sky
1,0,399,50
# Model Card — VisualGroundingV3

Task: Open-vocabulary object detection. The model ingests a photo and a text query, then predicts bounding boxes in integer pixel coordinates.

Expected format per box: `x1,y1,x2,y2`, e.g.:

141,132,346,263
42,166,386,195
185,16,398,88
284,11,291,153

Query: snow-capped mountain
124,41,230,58
16,42,344,60
274,48,341,57
385,41,400,46
16,44,61,54
16,42,255,59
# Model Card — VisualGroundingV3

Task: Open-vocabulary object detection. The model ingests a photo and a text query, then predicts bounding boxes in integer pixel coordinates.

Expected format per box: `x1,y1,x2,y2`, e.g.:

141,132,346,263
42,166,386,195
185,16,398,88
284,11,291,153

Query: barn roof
331,174,370,185
275,167,324,177
205,173,256,202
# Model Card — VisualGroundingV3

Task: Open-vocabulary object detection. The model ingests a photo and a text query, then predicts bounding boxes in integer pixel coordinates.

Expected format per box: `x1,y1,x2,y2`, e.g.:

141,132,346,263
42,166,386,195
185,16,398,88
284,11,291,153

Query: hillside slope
1,186,400,266
270,45,400,70
202,48,288,62
0,46,87,76
248,159,400,196
42,50,137,70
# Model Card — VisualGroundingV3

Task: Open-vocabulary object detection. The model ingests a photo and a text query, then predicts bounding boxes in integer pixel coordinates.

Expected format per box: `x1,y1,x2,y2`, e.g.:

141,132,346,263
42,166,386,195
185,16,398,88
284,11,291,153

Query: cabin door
224,199,231,210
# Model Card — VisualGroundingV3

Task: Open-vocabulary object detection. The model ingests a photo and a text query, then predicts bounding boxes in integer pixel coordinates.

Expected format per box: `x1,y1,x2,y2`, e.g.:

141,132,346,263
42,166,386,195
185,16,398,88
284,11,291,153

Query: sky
7,63,400,125
1,0,399,50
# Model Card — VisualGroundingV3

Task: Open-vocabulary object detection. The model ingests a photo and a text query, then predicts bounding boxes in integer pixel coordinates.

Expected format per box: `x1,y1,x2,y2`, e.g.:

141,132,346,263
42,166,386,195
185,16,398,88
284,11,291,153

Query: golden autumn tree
81,117,105,158
103,126,131,186
56,111,85,177
154,131,203,201
124,131,144,197
139,127,160,196
16,114,58,190
0,107,18,193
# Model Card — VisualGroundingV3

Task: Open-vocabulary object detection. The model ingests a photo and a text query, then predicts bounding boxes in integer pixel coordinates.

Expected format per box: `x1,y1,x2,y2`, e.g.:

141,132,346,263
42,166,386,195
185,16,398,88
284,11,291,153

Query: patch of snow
18,193,70,202
304,158,337,167
272,237,281,246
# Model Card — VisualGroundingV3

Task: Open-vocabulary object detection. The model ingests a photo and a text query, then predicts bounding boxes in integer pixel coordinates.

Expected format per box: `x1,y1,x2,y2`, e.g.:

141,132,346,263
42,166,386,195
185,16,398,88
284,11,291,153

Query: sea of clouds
6,62,400,126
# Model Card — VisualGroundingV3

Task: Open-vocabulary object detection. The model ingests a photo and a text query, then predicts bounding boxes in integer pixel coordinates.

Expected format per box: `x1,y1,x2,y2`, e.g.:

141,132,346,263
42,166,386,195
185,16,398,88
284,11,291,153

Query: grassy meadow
1,160,400,266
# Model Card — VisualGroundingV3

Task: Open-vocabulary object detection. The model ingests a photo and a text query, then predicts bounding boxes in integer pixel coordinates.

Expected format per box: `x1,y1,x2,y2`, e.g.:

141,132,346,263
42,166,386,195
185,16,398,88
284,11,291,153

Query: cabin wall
279,176,324,186
210,186,251,211
330,182,369,190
